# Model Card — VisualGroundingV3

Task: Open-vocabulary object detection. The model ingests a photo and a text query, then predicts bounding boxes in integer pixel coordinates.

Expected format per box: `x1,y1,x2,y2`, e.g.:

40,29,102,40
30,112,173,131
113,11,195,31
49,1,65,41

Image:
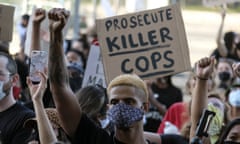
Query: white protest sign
203,0,240,7
0,3,15,41
25,7,50,56
81,43,106,88
96,4,191,84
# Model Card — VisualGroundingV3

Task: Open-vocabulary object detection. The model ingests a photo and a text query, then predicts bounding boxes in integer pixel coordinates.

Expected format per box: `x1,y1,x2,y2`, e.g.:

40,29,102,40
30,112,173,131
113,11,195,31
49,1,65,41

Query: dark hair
0,41,9,54
236,42,240,50
224,31,236,51
66,49,86,69
0,52,17,75
216,58,234,74
76,85,108,120
217,118,240,144
156,75,173,86
22,14,30,21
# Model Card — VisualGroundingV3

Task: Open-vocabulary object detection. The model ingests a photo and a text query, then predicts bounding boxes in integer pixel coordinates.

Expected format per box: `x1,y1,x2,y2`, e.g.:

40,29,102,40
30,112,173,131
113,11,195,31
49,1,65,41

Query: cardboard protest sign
82,44,106,88
96,4,191,84
0,3,15,41
203,0,240,7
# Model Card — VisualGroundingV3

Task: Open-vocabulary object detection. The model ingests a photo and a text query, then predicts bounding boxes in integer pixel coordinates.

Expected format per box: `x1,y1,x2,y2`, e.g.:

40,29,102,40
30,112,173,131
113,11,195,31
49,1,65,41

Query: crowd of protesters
1,5,240,144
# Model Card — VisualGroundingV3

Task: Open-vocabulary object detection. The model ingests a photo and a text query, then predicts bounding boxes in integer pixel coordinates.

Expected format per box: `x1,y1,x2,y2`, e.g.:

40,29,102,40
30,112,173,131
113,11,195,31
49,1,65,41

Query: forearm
49,31,69,87
32,99,58,144
216,17,227,57
48,30,81,137
31,22,41,51
149,95,166,115
190,79,208,141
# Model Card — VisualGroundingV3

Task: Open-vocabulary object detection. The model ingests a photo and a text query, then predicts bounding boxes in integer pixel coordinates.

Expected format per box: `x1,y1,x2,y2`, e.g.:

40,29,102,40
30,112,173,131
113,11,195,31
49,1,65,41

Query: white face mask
0,81,6,100
229,89,240,107
99,118,110,129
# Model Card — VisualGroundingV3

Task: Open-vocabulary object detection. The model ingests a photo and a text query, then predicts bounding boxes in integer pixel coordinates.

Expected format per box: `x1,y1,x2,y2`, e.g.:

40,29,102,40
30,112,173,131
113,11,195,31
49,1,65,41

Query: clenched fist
48,8,70,32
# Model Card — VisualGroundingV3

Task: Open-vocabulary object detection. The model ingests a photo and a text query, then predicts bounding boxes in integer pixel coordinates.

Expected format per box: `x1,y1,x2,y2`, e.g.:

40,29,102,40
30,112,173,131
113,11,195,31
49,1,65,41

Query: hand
33,8,46,24
48,8,70,32
195,57,215,80
27,72,48,101
233,63,240,77
220,6,226,20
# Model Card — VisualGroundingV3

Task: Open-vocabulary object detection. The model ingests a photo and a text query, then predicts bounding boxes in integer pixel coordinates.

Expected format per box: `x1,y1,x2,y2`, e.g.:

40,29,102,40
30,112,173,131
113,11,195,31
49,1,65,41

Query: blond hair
107,74,148,102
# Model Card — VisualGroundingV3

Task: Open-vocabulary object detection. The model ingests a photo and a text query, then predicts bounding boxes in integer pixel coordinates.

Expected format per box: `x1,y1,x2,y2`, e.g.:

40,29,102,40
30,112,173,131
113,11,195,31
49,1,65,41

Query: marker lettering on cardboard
97,4,191,83
105,8,173,31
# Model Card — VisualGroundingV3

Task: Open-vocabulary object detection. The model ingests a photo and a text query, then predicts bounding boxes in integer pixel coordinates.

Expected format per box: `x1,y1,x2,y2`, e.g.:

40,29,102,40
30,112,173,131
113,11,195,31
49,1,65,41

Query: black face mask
224,141,240,144
219,71,231,82
69,77,82,93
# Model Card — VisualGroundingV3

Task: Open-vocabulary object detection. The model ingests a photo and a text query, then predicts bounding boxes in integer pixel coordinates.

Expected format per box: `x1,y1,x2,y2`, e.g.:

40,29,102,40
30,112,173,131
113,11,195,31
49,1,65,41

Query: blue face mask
229,89,240,107
107,103,144,129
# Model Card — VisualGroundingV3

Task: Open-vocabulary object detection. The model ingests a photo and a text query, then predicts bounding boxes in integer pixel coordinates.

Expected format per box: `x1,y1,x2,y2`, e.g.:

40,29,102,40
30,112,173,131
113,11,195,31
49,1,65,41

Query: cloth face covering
107,103,144,128
0,81,6,100
229,89,240,107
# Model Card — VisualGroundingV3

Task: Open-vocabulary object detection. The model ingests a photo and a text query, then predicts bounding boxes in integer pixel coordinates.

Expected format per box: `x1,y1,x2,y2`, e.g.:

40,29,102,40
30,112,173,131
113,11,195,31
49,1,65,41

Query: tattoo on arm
48,32,69,86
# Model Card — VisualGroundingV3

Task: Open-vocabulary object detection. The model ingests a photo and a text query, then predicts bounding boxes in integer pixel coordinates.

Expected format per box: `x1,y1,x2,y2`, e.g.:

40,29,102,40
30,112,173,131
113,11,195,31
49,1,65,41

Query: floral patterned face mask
107,103,144,129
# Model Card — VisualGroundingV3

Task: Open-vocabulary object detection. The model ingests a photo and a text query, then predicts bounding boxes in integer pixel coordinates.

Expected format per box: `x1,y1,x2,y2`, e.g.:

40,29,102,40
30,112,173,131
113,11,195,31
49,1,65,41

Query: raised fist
33,8,46,24
48,8,70,32
195,57,215,80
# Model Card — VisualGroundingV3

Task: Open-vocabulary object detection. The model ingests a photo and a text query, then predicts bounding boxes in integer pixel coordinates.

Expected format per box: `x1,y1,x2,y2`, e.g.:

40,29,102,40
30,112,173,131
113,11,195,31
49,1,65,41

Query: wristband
197,76,208,81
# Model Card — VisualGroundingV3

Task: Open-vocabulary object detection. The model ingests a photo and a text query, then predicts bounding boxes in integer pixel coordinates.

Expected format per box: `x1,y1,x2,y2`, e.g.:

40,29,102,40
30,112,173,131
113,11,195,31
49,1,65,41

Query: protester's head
227,87,240,107
107,74,148,129
216,58,234,89
0,41,9,54
24,108,69,143
218,118,240,144
71,40,84,53
72,37,90,60
67,62,84,93
76,85,108,128
224,85,240,119
0,52,19,101
235,42,240,57
66,49,85,69
224,31,237,51
154,75,172,88
21,14,30,28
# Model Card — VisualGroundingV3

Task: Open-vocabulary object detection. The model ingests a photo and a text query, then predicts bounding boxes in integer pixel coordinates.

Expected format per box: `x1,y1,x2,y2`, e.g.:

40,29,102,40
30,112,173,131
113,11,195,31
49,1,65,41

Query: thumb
209,56,215,68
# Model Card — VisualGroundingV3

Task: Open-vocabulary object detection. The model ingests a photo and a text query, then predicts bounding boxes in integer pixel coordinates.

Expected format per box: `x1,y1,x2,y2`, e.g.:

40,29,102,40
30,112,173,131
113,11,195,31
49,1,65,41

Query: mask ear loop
141,102,148,111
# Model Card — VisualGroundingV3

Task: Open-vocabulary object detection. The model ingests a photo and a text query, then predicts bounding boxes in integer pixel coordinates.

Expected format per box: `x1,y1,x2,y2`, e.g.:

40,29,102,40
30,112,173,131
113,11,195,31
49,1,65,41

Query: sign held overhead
97,4,191,84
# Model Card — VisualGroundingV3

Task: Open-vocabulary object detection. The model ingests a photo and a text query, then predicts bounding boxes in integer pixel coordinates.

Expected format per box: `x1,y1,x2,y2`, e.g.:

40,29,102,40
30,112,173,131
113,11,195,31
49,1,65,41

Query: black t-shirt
72,114,155,144
151,84,183,109
0,102,35,144
161,134,188,144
